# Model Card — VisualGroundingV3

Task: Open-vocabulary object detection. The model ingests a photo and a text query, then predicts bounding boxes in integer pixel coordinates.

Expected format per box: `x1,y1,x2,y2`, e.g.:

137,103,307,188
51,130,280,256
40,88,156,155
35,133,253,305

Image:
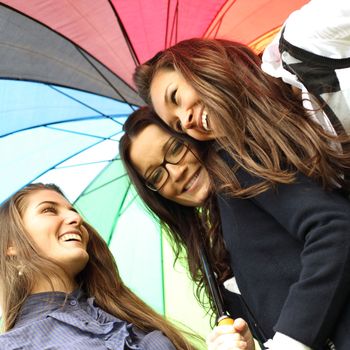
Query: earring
17,264,25,276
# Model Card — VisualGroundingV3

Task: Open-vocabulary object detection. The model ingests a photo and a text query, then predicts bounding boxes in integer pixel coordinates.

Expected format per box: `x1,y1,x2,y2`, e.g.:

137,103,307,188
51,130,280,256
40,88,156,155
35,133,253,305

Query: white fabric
264,332,312,350
261,0,350,137
283,0,350,58
223,277,241,295
262,34,337,136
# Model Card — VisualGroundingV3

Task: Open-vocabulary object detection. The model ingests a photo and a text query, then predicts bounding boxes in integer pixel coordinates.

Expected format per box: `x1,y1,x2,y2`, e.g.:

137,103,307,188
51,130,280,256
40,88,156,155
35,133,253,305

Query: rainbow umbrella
0,0,310,344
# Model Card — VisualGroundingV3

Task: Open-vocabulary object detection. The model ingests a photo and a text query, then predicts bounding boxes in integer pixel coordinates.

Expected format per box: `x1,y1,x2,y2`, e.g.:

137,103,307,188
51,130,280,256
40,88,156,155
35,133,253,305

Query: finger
216,324,236,335
211,341,248,350
233,318,252,339
210,334,248,350
207,330,242,344
233,318,248,333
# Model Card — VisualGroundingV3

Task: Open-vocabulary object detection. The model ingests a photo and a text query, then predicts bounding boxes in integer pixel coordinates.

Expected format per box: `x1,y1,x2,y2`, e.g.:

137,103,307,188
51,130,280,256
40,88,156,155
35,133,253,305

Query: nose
165,162,186,182
179,110,194,130
64,210,83,226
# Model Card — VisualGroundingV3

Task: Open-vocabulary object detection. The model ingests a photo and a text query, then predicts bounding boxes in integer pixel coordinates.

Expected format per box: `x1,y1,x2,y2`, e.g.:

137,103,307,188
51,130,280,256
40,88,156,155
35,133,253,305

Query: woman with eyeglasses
120,107,350,350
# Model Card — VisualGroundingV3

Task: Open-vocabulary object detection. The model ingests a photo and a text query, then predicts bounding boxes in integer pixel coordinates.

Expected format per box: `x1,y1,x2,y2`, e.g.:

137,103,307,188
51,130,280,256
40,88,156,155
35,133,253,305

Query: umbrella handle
217,315,234,326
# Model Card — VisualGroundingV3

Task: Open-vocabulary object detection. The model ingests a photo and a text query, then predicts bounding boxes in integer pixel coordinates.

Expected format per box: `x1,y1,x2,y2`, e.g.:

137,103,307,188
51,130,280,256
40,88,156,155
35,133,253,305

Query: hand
206,318,255,350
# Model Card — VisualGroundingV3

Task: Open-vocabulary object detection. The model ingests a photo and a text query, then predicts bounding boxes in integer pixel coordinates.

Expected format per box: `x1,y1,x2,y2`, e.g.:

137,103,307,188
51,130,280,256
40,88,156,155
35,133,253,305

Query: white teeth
185,173,199,191
60,233,82,242
202,112,210,131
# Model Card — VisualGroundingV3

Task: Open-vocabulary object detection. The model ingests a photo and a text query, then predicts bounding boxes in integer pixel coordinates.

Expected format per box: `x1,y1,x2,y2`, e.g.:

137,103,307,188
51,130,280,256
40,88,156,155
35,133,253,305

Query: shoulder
140,330,176,350
0,326,32,350
0,315,71,350
283,0,350,57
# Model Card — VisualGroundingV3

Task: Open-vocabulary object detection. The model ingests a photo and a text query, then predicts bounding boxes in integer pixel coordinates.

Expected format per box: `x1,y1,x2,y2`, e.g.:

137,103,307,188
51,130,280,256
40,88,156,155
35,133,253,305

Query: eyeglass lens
146,139,188,191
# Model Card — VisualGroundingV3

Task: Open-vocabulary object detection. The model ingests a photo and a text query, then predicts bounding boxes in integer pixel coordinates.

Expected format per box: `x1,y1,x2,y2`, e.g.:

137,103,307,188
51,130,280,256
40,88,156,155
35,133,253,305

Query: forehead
150,69,180,97
129,124,171,176
24,189,69,209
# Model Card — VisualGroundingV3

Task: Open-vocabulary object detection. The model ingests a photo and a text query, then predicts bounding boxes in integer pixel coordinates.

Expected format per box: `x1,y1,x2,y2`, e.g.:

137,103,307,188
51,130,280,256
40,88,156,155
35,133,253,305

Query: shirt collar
15,289,84,327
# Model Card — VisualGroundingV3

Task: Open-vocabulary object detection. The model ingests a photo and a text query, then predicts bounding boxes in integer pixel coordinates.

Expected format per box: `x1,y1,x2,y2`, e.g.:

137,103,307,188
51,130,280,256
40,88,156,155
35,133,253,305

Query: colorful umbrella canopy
0,0,310,343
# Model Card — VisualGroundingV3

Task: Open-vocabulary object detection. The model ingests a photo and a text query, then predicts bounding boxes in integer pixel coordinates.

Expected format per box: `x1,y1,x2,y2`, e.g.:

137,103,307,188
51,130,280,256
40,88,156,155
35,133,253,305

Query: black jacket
217,166,350,349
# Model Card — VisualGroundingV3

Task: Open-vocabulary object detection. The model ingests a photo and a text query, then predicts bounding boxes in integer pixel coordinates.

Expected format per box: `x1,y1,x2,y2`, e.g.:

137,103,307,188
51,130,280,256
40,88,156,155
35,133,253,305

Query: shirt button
69,300,77,306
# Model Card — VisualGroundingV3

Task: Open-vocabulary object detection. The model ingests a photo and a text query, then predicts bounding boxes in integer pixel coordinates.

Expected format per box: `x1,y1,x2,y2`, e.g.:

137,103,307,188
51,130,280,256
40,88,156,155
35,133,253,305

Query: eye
42,206,57,214
150,168,165,186
170,89,177,105
169,140,184,156
174,120,183,133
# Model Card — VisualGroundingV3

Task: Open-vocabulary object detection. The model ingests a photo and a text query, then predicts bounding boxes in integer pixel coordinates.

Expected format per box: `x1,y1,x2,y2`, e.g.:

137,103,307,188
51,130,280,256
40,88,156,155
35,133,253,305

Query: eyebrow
143,137,174,179
36,200,78,212
164,84,171,105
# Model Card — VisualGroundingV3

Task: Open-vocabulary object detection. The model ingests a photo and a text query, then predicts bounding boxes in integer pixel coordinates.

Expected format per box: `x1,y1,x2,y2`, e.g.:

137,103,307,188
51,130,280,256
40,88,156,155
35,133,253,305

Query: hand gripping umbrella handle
199,243,234,326
217,315,234,326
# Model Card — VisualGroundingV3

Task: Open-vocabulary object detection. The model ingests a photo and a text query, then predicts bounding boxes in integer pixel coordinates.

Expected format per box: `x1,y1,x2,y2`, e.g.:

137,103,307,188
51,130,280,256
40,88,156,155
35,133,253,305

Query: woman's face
150,68,218,141
21,189,90,281
129,124,211,207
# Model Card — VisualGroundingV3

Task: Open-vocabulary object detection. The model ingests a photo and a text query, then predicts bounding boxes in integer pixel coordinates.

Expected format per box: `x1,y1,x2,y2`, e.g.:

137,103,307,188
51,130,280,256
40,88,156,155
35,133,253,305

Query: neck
31,275,78,294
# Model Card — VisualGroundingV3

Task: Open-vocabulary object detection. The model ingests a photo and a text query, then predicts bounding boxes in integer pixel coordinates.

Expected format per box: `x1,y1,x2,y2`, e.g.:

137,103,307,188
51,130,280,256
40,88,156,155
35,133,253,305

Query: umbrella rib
57,158,115,169
164,0,171,48
168,1,179,47
107,0,140,67
107,181,132,246
23,138,111,190
0,4,140,106
160,224,166,317
0,114,127,139
118,192,138,217
46,125,122,141
75,47,138,111
28,130,122,189
48,85,126,127
79,173,129,197
203,0,236,38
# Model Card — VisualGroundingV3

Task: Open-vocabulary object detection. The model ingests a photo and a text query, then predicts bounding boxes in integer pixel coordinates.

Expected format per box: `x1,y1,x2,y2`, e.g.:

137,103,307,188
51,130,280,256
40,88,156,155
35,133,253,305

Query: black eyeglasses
145,138,189,191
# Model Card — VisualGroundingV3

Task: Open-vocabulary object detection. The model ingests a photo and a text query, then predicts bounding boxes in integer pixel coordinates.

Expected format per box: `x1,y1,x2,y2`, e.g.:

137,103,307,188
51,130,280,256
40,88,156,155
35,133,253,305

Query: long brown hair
119,108,232,317
134,38,350,197
0,183,197,349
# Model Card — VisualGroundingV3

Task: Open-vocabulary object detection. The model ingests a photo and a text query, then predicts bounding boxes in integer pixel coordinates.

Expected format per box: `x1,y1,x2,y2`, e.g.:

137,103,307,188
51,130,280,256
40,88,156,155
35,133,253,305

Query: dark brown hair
134,38,350,197
119,108,232,318
0,183,197,349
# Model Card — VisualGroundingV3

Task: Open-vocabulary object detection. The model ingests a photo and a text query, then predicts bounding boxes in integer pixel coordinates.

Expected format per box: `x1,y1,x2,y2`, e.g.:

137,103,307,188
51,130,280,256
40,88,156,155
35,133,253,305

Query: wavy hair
0,183,197,349
119,108,232,318
134,38,350,197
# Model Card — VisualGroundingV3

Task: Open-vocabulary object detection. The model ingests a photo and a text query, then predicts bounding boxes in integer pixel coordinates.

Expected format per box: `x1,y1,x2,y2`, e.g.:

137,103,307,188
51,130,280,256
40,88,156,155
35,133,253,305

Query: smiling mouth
59,232,82,243
184,169,200,191
200,110,212,132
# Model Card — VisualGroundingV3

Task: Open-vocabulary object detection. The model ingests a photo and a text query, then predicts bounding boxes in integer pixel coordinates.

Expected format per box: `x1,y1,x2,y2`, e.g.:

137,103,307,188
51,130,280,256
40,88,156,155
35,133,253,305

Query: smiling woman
120,106,350,350
19,189,90,293
0,183,196,350
149,69,216,141
128,123,211,206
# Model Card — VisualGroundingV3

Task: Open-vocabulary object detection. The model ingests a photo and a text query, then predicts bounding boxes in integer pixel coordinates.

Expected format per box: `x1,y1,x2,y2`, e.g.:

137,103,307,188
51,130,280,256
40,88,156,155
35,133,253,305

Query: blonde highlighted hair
0,183,197,349
134,38,350,197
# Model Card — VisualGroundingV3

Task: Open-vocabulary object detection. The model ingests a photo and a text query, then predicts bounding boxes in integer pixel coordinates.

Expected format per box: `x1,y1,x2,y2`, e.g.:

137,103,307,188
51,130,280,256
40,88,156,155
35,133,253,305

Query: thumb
233,318,249,333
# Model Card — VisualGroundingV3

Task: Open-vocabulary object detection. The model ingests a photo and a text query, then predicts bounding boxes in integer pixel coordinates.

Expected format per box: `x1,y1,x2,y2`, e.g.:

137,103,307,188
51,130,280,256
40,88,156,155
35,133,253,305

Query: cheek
150,90,165,117
188,129,215,141
152,103,172,125
159,187,178,203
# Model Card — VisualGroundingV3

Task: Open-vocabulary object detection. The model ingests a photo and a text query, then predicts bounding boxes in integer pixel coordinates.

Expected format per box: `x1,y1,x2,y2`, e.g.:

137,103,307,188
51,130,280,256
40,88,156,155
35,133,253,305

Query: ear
6,246,17,256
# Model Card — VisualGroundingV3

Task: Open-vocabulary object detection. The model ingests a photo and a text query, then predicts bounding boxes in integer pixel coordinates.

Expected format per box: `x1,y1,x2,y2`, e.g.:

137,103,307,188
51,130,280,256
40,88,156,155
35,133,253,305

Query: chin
66,251,90,276
191,131,214,141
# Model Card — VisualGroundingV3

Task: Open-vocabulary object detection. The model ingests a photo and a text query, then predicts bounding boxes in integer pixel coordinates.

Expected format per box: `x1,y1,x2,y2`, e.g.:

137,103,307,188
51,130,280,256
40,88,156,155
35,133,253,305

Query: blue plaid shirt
0,289,175,350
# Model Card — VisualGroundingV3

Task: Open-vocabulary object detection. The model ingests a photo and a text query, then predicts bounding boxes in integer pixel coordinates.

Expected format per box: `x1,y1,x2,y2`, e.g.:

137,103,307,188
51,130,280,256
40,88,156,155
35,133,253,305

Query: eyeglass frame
145,137,190,192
